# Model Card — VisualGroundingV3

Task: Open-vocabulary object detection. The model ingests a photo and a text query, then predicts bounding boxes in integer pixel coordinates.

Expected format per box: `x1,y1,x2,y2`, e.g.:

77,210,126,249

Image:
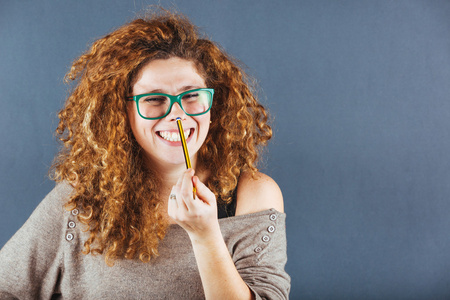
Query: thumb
193,176,216,205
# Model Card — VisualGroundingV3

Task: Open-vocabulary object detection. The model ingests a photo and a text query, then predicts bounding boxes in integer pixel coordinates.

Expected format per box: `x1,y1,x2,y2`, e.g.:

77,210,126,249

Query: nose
166,102,187,121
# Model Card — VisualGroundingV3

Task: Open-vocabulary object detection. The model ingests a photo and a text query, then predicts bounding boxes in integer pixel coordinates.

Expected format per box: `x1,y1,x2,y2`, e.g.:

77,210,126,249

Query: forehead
132,57,206,94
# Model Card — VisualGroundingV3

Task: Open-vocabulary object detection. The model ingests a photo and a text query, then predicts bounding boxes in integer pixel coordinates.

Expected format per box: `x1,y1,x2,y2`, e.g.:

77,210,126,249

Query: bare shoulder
235,171,284,216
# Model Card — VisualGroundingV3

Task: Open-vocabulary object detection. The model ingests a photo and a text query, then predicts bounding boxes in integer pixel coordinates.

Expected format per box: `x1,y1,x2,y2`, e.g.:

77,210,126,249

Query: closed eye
141,96,167,105
182,92,199,102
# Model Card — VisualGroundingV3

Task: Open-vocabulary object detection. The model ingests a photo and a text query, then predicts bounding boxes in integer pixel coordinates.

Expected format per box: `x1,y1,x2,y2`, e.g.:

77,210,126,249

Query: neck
145,155,204,194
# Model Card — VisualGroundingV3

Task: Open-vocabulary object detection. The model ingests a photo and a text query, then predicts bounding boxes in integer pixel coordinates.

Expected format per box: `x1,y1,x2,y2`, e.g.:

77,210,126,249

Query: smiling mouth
157,129,191,142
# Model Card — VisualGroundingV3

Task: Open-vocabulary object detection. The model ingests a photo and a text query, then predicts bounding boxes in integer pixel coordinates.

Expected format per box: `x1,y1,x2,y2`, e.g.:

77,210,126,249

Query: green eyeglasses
127,88,214,120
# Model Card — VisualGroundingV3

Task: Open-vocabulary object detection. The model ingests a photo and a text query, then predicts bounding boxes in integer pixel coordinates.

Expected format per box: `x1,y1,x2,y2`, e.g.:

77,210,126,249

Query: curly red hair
51,9,272,265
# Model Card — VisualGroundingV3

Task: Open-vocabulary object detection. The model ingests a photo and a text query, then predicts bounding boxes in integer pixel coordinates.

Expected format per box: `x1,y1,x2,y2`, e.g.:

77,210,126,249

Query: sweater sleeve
0,183,72,300
222,209,291,300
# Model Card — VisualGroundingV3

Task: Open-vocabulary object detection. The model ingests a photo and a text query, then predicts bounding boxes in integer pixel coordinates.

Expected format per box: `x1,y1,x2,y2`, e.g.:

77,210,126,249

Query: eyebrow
144,85,204,95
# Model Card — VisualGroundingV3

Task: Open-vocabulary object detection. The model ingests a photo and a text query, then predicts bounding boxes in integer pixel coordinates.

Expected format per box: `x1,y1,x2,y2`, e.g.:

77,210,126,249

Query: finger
175,171,184,189
180,169,196,210
167,187,178,217
172,182,188,211
192,175,216,205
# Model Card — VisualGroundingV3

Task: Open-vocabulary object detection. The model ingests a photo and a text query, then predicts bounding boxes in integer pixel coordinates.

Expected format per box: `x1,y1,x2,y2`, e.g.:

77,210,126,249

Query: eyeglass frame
127,88,215,120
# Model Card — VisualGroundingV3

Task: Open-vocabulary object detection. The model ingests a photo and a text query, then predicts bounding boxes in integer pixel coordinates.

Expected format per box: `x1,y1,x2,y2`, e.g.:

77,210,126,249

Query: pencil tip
176,117,181,121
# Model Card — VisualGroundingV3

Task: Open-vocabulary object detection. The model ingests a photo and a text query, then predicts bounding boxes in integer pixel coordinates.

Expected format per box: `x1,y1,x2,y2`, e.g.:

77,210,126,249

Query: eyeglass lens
138,90,211,119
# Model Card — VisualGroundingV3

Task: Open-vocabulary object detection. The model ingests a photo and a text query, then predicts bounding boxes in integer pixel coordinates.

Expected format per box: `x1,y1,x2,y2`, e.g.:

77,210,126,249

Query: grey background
1,0,450,299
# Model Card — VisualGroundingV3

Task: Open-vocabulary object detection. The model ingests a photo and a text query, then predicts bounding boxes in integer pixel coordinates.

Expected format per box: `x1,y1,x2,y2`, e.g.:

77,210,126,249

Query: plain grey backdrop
2,0,450,299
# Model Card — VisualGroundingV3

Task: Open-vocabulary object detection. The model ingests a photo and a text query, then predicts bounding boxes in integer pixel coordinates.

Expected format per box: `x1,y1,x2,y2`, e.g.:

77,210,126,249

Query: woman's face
127,57,210,169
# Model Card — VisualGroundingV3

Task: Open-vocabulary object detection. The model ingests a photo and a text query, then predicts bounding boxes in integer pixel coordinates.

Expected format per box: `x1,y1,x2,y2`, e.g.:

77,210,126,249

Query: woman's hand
168,169,220,241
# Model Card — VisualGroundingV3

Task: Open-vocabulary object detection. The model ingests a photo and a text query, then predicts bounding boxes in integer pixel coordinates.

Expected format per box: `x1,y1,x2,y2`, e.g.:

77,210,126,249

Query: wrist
188,221,222,246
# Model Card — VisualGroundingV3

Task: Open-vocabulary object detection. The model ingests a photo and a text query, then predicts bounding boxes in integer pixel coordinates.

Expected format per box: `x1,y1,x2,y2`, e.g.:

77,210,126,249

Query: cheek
198,112,211,126
197,114,211,136
127,104,147,139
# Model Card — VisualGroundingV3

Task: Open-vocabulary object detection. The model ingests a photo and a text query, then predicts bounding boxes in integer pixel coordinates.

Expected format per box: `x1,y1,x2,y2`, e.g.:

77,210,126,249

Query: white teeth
159,129,191,142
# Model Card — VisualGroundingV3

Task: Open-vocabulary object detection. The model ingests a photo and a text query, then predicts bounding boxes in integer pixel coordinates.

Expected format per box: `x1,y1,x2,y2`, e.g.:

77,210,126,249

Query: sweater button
254,246,262,253
262,235,270,242
71,209,79,216
66,233,74,241
268,225,275,233
269,214,277,221
68,221,76,228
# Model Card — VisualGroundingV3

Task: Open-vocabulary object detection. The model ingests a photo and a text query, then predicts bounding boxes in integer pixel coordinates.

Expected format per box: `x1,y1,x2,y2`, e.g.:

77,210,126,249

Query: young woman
0,10,290,299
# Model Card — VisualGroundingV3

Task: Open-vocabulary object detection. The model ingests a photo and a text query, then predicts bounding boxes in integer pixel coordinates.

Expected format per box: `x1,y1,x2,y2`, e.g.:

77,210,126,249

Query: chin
149,155,192,168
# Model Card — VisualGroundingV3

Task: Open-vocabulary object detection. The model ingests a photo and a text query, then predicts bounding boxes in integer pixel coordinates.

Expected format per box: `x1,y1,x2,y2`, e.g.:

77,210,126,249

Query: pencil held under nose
176,117,196,197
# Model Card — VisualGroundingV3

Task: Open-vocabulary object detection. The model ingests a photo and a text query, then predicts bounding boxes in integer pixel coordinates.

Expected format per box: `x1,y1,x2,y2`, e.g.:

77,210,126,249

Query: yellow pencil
176,117,196,197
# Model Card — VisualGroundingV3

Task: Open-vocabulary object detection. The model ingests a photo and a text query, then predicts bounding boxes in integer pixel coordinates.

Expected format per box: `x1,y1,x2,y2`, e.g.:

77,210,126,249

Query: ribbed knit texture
0,183,290,299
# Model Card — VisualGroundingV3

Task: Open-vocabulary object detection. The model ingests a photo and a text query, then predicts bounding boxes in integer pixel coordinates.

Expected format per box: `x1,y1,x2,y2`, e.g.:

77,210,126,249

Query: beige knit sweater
0,182,290,299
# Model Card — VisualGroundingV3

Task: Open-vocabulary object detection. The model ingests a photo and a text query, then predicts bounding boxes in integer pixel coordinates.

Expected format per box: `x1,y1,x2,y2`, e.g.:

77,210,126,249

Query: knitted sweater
0,182,290,299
